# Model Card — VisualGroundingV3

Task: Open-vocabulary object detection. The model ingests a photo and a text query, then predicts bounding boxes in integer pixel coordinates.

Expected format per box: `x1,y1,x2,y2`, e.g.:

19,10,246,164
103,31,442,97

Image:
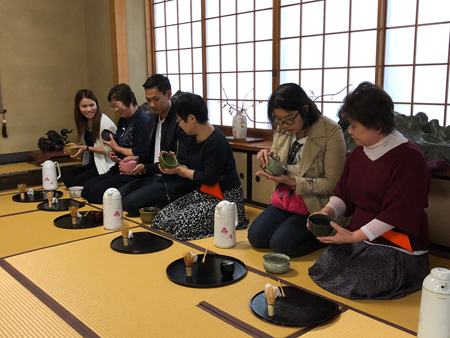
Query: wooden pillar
110,0,130,85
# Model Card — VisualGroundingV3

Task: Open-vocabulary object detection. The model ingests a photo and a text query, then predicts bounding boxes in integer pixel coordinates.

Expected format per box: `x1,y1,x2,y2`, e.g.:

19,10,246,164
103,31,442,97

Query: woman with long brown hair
64,89,117,188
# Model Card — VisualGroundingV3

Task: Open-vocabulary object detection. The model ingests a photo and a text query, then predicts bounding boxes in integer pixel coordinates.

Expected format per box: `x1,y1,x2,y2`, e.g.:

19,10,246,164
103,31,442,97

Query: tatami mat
0,159,81,175
0,198,139,259
302,309,415,337
1,182,450,338
5,233,255,338
197,229,450,333
0,266,82,338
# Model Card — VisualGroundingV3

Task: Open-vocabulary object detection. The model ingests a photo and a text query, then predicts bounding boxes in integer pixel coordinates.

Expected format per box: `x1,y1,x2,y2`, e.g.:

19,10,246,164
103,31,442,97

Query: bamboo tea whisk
183,251,197,277
121,224,129,246
265,283,279,316
47,191,54,208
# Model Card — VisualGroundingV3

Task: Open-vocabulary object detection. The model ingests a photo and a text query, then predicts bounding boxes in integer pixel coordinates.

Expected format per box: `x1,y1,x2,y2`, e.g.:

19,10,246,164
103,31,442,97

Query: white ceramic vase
232,110,247,139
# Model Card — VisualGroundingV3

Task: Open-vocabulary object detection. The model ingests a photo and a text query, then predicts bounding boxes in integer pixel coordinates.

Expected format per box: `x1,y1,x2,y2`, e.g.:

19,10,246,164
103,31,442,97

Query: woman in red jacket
308,82,430,300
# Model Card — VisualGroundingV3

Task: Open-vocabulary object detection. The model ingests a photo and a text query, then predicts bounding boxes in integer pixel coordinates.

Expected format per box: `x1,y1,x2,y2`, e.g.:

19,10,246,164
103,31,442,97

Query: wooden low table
26,150,70,164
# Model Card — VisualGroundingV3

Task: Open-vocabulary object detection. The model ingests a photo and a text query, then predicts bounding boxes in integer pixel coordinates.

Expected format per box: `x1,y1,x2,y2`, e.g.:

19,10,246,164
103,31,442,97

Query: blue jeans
119,174,195,217
247,204,325,257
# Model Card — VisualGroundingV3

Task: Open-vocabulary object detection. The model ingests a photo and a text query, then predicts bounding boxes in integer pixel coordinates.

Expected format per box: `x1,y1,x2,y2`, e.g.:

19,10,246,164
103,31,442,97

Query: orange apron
200,182,224,200
381,230,413,253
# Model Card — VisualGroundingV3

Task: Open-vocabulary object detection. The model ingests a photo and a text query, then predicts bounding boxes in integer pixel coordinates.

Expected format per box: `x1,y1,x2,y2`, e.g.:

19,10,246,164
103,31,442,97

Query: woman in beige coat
248,83,346,257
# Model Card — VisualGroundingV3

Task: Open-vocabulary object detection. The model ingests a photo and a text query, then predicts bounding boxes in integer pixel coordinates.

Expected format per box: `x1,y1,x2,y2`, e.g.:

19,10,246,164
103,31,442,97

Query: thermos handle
54,162,61,179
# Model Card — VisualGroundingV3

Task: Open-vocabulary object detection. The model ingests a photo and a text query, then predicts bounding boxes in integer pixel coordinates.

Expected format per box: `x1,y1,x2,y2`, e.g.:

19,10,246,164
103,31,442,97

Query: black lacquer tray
12,190,63,203
37,199,85,211
53,211,103,229
110,231,173,254
166,254,247,288
250,286,339,327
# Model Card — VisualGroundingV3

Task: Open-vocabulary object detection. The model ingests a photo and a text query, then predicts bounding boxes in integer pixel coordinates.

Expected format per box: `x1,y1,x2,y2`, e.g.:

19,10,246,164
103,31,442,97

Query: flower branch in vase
221,88,265,139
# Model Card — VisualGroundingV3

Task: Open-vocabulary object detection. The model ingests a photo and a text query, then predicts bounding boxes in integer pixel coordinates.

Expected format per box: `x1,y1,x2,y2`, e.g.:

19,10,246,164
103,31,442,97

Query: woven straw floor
1,178,449,337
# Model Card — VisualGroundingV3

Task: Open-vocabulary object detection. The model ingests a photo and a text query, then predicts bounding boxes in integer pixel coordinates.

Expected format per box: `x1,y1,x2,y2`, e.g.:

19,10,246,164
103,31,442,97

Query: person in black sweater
152,93,248,240
118,74,195,216
81,84,150,204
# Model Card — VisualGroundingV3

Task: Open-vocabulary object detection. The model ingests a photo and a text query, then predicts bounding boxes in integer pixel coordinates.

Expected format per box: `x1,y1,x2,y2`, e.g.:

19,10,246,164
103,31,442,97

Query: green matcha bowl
263,253,290,274
159,152,178,170
264,156,286,176
308,214,337,237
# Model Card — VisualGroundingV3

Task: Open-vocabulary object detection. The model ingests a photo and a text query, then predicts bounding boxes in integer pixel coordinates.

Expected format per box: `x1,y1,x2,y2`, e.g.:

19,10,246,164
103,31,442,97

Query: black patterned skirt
151,186,248,241
308,242,429,300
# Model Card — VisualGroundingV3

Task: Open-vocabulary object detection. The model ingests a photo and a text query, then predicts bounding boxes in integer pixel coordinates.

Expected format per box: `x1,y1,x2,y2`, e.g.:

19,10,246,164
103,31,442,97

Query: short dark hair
268,83,321,131
107,83,138,107
173,93,208,124
338,82,395,135
142,74,171,95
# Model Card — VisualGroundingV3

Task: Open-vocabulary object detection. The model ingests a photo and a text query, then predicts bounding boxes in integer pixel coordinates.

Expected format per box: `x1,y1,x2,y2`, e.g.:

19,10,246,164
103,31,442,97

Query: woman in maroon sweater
308,82,430,300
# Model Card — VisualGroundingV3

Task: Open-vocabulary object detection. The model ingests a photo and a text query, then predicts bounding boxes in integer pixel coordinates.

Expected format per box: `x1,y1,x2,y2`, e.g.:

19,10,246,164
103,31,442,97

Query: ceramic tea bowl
263,253,290,274
139,207,161,223
68,186,83,198
159,152,178,170
308,214,337,237
64,144,78,156
101,129,118,143
264,156,286,176
120,160,137,172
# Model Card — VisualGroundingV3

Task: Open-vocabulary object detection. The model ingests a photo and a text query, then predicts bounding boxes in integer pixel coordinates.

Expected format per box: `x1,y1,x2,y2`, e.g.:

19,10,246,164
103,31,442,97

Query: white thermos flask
417,267,450,338
102,188,123,230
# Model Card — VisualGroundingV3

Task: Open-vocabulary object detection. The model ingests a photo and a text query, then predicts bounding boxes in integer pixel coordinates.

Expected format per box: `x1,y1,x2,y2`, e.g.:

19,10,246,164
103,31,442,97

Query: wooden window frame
145,0,450,129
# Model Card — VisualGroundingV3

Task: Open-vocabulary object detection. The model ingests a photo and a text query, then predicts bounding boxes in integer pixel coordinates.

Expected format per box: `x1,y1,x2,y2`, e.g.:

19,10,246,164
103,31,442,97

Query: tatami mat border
0,259,100,338
0,209,39,218
198,301,273,338
342,306,417,336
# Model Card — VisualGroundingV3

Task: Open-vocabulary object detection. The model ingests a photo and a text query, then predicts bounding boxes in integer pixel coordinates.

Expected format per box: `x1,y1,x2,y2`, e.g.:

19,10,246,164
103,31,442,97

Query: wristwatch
142,165,147,174
86,146,90,152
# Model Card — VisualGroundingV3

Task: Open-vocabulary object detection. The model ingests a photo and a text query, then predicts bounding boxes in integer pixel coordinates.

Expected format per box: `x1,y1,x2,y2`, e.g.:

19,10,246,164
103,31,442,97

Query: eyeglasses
287,141,303,165
274,112,300,126
110,102,123,111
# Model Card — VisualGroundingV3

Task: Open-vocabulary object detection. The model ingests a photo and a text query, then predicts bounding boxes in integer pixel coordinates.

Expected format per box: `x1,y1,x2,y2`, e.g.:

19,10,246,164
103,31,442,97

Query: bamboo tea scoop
278,280,286,297
202,249,208,263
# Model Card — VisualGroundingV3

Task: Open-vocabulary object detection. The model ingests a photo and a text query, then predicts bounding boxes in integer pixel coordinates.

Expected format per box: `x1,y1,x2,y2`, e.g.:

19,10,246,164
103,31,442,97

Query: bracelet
86,146,90,152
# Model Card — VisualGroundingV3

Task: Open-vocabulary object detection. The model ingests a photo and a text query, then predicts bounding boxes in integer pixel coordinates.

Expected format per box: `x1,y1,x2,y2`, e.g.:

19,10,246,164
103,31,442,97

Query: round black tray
110,231,173,254
12,190,63,203
37,199,85,211
166,254,247,288
250,286,339,327
54,211,103,229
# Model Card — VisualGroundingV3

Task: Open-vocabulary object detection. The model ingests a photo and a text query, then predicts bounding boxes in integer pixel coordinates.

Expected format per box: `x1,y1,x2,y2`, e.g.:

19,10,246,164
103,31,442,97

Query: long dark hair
268,83,321,133
74,89,102,142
